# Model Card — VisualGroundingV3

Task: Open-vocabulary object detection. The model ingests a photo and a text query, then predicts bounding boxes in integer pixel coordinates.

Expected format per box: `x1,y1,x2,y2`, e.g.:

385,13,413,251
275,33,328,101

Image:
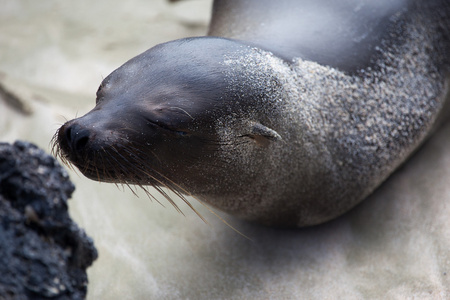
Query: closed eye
144,117,190,137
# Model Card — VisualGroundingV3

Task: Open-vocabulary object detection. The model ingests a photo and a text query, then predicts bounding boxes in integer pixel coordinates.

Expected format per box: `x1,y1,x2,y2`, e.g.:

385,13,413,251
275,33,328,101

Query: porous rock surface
0,141,97,300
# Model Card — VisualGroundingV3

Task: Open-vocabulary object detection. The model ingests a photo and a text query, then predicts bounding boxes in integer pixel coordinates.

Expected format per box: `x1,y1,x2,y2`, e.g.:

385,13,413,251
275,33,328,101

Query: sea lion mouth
51,125,203,217
52,120,160,184
70,157,146,185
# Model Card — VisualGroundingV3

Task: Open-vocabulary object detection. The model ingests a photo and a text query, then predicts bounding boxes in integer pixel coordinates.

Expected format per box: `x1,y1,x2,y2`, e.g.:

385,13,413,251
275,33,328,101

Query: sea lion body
55,0,450,227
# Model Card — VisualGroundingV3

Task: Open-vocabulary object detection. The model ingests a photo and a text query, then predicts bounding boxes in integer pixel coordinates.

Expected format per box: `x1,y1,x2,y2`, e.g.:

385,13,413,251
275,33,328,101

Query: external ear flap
247,121,282,147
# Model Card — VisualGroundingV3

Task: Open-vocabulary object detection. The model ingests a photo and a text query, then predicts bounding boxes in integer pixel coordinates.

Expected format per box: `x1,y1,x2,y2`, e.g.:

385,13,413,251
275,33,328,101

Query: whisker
169,106,195,120
50,127,250,238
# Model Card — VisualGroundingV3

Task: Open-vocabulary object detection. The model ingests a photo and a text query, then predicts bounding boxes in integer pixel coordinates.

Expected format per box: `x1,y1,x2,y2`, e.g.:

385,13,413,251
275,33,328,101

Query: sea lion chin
53,0,450,227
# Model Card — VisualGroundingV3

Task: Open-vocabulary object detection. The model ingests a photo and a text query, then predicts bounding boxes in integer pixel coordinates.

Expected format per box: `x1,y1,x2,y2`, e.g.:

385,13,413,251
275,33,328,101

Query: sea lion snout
60,122,91,154
56,116,113,164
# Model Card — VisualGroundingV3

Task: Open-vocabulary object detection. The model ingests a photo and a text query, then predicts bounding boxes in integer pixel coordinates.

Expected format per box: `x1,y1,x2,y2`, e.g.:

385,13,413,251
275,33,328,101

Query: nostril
74,135,89,151
64,124,91,152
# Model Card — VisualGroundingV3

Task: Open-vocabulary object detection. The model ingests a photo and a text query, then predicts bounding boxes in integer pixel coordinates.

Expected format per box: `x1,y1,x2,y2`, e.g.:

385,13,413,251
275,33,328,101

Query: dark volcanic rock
0,141,97,300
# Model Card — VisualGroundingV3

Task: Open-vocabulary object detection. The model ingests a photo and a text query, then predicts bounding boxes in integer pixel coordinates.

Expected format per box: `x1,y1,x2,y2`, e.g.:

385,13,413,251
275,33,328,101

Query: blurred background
1,0,449,299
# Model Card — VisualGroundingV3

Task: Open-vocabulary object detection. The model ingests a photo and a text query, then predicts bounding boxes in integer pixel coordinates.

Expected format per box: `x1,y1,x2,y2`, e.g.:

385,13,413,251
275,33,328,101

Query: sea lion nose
63,123,91,152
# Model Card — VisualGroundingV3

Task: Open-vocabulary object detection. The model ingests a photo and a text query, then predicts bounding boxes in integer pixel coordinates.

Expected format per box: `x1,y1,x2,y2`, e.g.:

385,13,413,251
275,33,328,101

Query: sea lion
53,0,450,227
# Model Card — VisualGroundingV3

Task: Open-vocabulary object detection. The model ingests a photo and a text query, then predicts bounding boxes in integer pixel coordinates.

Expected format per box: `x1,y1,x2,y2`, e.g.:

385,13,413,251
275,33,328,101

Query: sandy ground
1,0,450,299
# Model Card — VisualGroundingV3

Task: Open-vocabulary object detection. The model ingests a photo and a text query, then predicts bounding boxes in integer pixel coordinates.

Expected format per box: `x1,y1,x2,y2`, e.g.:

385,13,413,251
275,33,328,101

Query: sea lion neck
209,0,410,72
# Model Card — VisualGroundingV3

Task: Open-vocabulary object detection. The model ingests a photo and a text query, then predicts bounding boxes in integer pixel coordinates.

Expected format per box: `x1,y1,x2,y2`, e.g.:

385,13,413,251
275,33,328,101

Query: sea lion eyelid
144,117,189,136
176,131,188,136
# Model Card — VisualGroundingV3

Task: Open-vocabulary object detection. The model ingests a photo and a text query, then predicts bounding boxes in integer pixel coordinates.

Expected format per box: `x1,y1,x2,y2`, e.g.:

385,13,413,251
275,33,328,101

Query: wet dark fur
53,0,450,227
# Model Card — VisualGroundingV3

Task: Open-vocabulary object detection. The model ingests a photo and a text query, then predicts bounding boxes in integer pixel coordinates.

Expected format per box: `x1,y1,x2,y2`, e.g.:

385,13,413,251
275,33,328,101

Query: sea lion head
54,37,286,211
